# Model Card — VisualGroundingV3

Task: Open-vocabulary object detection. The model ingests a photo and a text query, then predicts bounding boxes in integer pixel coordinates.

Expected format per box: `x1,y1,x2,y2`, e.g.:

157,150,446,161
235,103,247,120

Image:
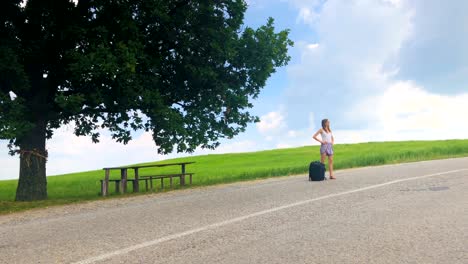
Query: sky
1,0,467,180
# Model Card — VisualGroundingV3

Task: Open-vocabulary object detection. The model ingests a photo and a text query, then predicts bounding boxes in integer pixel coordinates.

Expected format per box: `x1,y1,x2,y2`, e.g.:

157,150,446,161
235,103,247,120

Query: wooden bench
139,173,195,190
100,162,195,196
99,178,155,194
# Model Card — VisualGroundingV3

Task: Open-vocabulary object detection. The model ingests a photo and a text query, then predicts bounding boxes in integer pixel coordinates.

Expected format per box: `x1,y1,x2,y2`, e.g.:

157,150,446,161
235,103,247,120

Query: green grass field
1,139,468,214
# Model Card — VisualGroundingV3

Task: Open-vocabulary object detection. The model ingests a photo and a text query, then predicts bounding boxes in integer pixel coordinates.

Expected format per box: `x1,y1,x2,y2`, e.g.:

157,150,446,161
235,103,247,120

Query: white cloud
211,140,258,154
276,143,292,149
269,0,467,146
0,154,19,180
261,111,318,149
284,0,323,25
256,110,286,134
296,7,318,25
395,0,468,93
266,80,468,146
349,81,468,137
287,130,298,138
317,0,412,66
46,128,161,176
307,43,319,50
381,0,404,8
283,0,413,130
308,112,316,130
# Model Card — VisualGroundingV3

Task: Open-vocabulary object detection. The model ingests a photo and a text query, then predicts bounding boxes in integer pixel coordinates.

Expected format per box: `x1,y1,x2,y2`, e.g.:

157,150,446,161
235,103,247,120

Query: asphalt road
1,158,467,264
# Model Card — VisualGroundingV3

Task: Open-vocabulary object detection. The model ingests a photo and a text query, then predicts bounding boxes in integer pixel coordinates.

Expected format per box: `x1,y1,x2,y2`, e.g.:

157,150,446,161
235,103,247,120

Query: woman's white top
321,129,333,143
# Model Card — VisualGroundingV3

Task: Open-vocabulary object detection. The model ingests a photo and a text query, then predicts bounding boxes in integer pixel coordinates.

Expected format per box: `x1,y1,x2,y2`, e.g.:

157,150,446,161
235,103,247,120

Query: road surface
1,158,467,264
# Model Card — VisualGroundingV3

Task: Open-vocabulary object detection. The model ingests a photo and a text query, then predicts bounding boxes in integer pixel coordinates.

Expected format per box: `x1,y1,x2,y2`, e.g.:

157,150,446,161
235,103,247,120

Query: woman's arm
331,134,334,145
313,129,324,144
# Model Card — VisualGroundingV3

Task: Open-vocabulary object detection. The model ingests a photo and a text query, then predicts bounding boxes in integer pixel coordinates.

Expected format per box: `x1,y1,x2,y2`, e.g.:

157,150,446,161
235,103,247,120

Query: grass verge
1,139,468,214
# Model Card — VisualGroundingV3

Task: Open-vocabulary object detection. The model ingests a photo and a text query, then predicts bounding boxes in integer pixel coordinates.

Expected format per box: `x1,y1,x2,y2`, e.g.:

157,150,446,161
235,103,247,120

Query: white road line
73,168,468,264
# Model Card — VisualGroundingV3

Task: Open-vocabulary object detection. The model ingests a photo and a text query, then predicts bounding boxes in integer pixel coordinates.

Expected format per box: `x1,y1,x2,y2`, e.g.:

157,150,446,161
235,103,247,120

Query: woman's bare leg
321,153,326,164
328,155,335,179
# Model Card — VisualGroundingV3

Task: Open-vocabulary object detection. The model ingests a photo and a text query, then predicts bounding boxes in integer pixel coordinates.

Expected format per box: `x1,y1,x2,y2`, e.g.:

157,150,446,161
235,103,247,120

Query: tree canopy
0,0,293,201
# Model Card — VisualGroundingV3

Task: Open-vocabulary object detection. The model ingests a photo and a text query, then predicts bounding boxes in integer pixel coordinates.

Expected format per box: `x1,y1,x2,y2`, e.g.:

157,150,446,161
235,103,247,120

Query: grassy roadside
1,139,468,214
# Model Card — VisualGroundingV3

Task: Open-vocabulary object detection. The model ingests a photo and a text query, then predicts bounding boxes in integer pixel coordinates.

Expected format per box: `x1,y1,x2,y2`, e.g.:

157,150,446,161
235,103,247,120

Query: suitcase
309,161,326,181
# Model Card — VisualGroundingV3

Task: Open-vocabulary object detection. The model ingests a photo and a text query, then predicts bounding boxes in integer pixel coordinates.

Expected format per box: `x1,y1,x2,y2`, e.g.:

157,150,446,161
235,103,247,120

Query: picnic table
100,162,195,196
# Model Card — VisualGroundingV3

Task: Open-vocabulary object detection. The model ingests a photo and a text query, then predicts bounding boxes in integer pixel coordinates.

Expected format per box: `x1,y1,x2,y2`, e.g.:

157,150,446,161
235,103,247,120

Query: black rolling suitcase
309,161,326,181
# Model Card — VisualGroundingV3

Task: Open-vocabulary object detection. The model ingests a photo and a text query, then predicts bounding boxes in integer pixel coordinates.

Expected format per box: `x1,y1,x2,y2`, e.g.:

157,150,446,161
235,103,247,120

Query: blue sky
1,0,467,180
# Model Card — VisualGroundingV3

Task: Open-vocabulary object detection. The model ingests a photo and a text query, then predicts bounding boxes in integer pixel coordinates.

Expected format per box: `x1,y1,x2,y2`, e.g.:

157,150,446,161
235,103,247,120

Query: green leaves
1,0,293,200
0,94,33,144
0,0,293,155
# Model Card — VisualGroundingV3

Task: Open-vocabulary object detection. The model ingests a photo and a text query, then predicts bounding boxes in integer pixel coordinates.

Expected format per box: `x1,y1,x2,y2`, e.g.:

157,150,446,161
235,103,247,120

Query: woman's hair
321,118,331,132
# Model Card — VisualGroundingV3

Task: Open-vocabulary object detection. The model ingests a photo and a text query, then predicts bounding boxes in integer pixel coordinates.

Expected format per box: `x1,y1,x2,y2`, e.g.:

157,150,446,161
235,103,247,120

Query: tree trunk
15,119,48,201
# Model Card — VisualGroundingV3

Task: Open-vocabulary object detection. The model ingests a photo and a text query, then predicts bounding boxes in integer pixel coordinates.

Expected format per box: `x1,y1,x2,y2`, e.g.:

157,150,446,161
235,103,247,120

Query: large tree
0,0,293,201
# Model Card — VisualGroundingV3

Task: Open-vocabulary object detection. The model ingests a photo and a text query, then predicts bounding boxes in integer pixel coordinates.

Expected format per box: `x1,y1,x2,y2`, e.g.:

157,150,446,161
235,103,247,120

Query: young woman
313,119,335,179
